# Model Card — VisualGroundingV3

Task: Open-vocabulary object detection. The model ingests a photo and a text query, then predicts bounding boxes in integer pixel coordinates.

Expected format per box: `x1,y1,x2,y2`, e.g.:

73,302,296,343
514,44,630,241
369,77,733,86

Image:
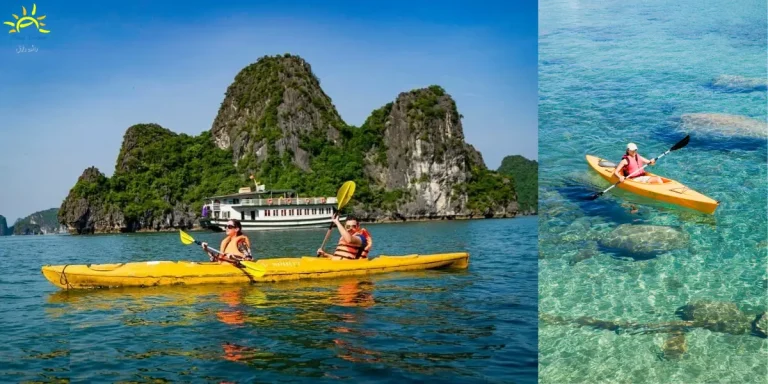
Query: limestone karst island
48,54,537,235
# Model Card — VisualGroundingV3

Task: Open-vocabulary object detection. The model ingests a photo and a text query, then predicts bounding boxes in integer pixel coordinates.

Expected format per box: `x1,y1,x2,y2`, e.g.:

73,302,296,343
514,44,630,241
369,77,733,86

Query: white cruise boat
199,183,344,231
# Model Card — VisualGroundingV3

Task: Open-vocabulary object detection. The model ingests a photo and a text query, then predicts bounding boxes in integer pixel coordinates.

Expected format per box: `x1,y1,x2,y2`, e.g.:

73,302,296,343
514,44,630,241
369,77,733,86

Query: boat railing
232,197,337,207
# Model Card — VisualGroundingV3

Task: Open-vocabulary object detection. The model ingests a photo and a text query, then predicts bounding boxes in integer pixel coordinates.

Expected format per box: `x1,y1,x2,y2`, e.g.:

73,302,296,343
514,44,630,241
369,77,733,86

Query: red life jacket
621,154,645,178
334,228,372,260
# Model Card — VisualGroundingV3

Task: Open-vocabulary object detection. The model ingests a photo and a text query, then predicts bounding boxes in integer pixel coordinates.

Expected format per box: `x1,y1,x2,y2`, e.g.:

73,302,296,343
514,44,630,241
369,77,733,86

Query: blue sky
0,0,537,223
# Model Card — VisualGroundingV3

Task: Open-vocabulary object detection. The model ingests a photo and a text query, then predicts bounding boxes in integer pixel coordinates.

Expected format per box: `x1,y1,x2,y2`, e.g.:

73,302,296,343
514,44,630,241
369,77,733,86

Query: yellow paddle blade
336,180,356,210
240,261,267,278
179,230,196,245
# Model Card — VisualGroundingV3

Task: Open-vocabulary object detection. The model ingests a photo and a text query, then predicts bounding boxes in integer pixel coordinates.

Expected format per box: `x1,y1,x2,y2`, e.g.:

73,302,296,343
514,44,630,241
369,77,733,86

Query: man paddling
317,215,372,261
201,219,253,264
613,143,663,184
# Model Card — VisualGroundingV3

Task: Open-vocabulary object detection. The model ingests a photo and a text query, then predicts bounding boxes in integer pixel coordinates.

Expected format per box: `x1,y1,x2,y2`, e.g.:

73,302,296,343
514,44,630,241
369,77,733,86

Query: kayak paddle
178,229,266,277
586,135,690,201
318,181,357,254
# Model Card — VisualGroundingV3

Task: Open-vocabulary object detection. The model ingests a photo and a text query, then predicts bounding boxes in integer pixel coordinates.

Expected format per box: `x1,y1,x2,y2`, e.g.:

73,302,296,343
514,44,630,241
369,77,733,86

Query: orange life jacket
220,235,252,259
334,228,372,260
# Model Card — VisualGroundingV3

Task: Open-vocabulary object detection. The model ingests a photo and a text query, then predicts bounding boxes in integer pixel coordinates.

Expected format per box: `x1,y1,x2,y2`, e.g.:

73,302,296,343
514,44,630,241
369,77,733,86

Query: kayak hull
586,155,719,214
41,252,470,290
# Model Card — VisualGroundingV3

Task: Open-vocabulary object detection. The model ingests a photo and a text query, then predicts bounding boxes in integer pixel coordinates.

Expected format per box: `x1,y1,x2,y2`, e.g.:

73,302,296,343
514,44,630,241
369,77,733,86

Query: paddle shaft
319,210,339,251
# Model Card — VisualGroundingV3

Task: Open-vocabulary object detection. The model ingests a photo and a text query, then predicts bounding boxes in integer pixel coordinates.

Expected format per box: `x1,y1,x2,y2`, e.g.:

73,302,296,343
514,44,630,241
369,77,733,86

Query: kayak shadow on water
554,185,647,225
558,177,718,228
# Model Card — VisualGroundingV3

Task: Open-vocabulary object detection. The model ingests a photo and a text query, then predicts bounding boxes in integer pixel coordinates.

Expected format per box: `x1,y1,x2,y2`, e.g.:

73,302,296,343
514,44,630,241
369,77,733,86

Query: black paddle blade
585,191,603,201
670,135,690,151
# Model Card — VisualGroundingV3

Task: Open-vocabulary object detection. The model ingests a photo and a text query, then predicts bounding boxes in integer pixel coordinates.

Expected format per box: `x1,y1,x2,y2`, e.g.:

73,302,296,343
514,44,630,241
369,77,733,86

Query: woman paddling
613,142,663,184
201,219,253,264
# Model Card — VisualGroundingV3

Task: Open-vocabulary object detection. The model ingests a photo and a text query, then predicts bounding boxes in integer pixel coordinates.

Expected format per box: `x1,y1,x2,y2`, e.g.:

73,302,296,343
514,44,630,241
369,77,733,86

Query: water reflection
43,273,495,378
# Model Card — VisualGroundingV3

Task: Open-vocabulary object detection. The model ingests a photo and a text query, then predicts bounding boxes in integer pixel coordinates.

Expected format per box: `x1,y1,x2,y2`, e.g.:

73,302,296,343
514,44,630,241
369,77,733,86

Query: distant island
56,54,537,234
0,208,67,236
497,155,538,212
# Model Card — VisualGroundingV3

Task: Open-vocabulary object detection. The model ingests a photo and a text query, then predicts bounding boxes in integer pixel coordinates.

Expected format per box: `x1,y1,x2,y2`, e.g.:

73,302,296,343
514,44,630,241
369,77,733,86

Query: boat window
241,211,245,220
233,199,240,204
250,211,255,220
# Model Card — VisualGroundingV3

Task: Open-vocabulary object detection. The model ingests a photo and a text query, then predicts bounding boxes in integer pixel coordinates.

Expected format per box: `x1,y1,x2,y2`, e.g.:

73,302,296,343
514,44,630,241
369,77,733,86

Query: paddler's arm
201,242,218,261
334,216,362,246
613,160,628,182
640,155,655,165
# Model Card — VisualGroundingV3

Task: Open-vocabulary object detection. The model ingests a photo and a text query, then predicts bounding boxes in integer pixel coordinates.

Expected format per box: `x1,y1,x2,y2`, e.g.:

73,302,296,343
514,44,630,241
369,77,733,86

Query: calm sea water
0,217,537,383
539,0,767,383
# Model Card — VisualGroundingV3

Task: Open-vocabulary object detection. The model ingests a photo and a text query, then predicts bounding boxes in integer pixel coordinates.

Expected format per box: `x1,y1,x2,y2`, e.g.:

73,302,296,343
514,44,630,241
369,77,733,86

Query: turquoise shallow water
539,0,767,383
0,217,536,383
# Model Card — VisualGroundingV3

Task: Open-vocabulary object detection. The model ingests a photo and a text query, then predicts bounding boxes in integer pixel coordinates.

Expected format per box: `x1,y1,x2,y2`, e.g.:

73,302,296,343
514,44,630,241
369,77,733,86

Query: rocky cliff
0,215,10,236
355,86,516,220
58,54,530,234
210,54,345,173
59,167,127,234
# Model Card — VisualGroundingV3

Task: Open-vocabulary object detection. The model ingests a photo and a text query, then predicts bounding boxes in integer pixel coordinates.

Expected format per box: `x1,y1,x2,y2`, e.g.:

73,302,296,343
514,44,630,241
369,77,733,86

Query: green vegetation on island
497,155,538,212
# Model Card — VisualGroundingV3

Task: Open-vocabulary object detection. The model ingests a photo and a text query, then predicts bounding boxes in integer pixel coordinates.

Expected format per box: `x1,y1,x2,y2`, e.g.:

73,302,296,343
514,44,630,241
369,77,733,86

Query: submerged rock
710,75,767,93
660,332,688,361
540,300,767,342
675,300,756,336
599,224,689,257
569,241,599,265
755,312,768,338
679,113,767,139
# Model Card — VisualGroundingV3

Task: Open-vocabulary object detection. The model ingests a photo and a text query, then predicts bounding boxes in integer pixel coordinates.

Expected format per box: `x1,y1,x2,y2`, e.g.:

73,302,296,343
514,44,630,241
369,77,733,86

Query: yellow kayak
586,154,719,214
41,252,470,290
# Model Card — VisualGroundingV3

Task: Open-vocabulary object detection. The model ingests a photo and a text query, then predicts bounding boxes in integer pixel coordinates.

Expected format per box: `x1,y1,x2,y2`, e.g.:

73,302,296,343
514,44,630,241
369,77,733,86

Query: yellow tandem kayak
41,252,470,290
586,154,719,214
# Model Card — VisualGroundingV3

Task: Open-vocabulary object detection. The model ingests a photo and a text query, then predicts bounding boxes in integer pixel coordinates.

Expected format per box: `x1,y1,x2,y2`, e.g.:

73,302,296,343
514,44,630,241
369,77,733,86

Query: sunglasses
226,224,236,229
345,225,357,229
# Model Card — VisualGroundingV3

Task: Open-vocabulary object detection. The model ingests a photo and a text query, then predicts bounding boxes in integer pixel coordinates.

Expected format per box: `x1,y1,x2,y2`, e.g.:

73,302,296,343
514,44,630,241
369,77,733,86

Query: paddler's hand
316,248,324,257
618,175,625,182
331,215,341,226
650,159,656,165
202,242,209,250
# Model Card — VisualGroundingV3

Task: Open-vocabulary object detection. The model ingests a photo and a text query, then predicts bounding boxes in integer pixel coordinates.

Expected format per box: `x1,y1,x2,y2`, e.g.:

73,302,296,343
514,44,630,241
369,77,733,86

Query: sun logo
4,4,49,34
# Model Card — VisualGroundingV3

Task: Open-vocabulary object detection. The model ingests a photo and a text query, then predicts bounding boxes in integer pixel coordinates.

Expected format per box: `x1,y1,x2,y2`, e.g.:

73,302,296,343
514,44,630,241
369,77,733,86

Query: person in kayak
317,215,373,261
613,142,663,184
201,219,253,264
